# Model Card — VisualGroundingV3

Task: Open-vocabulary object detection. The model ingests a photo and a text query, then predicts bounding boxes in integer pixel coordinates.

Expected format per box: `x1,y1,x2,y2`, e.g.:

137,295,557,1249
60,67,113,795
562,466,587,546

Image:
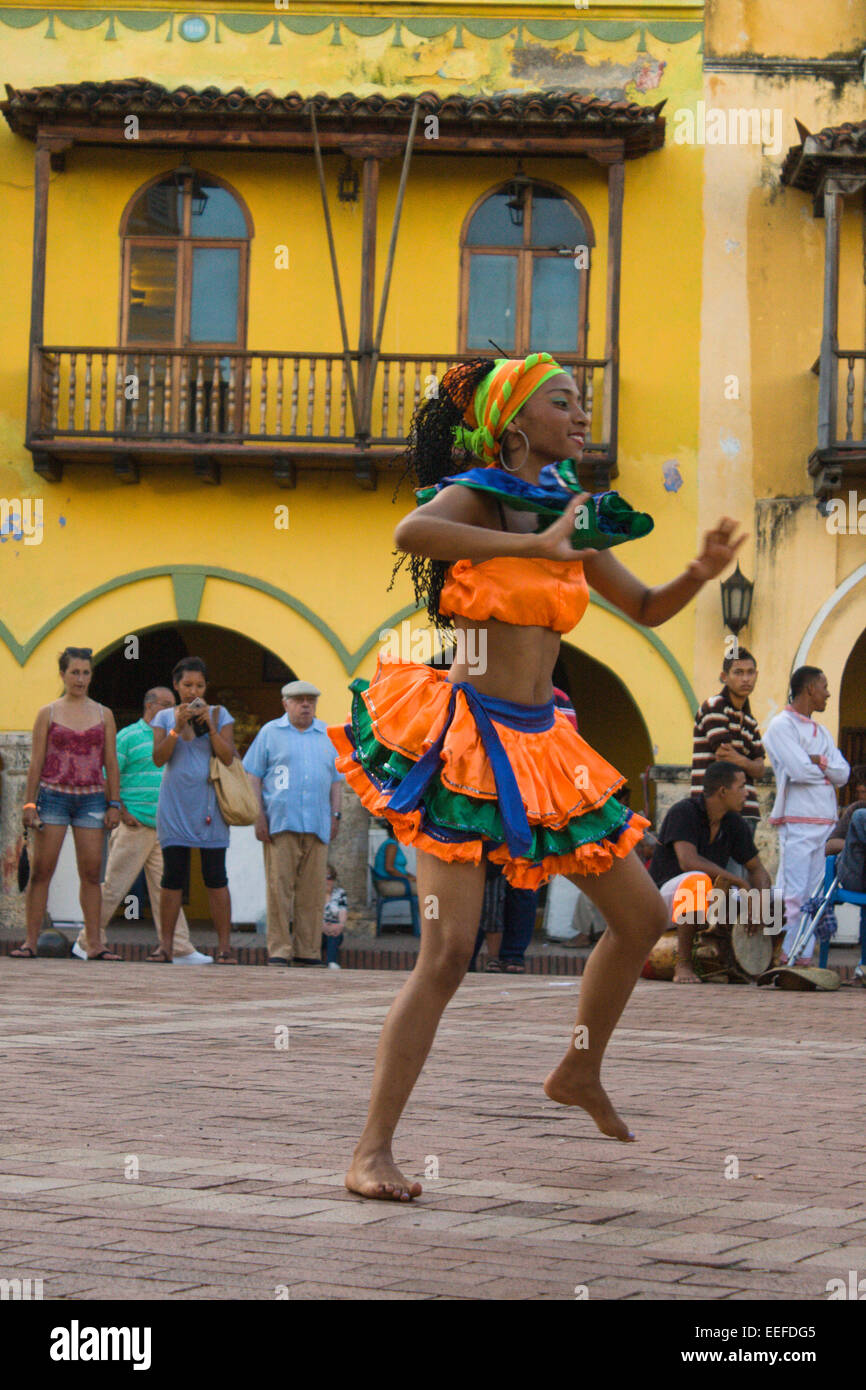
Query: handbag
18,832,30,892
208,755,260,827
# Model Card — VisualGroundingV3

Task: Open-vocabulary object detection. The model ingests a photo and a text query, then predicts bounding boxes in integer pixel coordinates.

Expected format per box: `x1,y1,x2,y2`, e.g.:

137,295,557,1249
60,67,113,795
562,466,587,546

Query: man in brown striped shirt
691,648,765,824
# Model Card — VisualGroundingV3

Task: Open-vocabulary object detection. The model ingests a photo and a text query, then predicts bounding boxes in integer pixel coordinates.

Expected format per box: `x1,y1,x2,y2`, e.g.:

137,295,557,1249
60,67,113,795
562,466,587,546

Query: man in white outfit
763,667,849,963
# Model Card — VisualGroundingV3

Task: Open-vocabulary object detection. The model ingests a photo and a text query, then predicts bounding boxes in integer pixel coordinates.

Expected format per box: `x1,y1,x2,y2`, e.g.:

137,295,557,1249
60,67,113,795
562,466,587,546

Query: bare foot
345,1151,423,1202
543,1063,635,1141
673,962,702,984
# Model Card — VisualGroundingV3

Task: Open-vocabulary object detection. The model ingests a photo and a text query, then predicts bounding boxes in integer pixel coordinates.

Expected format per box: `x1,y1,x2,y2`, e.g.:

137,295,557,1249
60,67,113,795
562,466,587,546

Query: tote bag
208,755,260,827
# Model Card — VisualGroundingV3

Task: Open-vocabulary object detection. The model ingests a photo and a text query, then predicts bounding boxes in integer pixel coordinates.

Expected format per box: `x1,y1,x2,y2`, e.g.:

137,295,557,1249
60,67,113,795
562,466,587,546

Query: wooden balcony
809,348,866,498
29,346,615,489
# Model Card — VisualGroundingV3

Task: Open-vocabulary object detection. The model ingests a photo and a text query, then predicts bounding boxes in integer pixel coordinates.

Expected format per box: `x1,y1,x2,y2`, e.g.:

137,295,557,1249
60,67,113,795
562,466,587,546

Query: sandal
146,947,173,963
502,962,526,974
485,958,504,973
215,950,238,965
86,949,122,961
9,944,37,958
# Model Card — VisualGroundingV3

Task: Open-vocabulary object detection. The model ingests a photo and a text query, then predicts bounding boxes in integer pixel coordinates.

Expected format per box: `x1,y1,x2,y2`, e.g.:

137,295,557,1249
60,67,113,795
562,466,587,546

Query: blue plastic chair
813,855,866,968
371,870,420,937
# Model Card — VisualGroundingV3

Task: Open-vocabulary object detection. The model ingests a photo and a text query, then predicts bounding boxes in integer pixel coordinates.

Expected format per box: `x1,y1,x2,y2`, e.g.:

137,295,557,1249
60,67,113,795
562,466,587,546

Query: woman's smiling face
503,373,589,467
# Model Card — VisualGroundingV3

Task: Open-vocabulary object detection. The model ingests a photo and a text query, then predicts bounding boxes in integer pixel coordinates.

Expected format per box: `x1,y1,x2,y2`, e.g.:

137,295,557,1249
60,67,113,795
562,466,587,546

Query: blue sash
387,683,554,858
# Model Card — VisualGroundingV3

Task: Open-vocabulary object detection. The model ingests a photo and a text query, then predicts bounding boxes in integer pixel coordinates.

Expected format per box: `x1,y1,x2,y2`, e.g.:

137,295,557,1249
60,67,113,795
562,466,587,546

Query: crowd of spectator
11,642,866,981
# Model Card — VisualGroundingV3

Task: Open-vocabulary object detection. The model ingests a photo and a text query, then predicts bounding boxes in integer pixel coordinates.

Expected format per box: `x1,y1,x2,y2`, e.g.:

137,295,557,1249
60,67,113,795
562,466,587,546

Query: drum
641,929,678,979
642,923,772,983
730,922,774,980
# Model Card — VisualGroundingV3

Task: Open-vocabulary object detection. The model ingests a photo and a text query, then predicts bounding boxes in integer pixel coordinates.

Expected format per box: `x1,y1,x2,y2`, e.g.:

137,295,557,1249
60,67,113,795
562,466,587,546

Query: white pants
775,822,829,957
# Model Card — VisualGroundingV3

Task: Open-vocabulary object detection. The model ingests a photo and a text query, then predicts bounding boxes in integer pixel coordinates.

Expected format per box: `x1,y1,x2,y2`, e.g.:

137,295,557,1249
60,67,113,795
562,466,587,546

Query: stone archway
89,621,295,756
838,624,866,780
792,562,866,742
554,642,654,815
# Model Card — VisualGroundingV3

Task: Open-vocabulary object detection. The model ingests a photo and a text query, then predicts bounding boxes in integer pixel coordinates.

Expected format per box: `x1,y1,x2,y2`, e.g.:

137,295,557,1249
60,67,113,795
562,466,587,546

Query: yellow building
698,0,866,782
1,1,863,922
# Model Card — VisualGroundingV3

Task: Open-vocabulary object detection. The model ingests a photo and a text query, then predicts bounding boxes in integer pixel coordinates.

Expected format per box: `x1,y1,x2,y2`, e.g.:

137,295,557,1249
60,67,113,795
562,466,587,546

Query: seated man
826,765,866,982
826,764,866,893
648,761,780,984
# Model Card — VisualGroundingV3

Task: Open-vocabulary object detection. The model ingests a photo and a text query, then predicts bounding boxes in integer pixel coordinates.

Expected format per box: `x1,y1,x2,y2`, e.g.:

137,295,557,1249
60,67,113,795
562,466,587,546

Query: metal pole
309,105,360,434
366,102,421,427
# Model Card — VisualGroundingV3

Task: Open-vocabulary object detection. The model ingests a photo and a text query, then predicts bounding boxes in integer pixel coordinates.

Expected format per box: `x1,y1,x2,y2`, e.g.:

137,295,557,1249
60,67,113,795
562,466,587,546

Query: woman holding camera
150,656,238,964
13,646,122,960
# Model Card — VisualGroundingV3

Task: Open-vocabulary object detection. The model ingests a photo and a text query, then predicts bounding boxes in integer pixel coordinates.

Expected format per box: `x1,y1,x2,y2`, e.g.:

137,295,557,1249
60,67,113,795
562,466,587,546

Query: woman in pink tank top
12,647,121,960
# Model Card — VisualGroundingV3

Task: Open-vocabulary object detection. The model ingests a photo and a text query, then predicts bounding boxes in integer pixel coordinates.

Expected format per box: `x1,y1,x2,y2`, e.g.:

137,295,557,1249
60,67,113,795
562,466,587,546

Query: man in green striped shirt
73,689,211,962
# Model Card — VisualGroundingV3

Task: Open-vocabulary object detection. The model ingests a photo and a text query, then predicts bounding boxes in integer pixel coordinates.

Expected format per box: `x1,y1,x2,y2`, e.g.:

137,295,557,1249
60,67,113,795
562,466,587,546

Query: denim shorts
37,786,107,828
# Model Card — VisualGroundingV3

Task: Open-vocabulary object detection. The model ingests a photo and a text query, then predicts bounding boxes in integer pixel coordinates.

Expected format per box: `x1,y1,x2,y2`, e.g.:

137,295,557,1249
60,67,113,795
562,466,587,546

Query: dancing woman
329,353,745,1200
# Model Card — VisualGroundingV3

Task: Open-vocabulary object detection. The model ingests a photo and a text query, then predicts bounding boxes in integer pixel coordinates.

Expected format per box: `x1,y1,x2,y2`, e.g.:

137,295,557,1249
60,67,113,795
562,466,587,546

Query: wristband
168,728,179,739
108,801,121,809
23,802,37,810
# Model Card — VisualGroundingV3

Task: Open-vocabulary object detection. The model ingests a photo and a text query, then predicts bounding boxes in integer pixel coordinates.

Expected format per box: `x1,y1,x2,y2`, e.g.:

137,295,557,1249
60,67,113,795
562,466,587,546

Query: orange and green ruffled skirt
327,659,648,891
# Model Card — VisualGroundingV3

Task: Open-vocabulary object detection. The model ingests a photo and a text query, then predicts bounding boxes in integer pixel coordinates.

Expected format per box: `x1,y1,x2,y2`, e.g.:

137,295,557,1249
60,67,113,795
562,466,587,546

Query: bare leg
484,929,502,964
544,851,668,1140
71,826,115,957
346,850,485,1201
158,889,183,959
673,919,701,984
207,885,233,958
16,824,67,952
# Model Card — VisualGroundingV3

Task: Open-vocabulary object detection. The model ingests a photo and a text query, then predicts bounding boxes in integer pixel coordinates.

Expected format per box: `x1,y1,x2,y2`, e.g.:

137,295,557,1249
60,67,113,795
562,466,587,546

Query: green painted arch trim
0,565,698,711
0,565,419,674
0,11,705,48
588,592,698,712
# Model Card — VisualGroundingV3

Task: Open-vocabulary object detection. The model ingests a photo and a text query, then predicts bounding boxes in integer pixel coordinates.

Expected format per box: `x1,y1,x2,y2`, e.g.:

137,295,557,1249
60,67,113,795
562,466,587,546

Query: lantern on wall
173,162,209,217
720,563,754,635
337,157,360,203
505,164,532,227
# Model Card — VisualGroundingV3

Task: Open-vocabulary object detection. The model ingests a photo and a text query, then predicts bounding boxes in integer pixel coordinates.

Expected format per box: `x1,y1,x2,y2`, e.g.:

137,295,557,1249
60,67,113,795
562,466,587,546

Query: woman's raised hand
686,518,747,583
174,703,193,729
532,495,599,563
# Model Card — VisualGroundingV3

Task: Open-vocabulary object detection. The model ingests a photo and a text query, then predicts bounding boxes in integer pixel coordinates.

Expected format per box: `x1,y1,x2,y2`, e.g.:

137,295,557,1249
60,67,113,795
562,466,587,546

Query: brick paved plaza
1,960,864,1301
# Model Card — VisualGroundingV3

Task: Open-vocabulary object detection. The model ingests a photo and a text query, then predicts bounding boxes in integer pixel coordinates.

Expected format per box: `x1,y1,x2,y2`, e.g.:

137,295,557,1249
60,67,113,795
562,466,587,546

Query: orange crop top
439,556,589,633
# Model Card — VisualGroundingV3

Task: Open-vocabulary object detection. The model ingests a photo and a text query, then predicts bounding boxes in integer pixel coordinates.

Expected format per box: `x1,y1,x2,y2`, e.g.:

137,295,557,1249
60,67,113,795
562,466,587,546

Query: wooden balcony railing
29,346,613,483
809,347,866,496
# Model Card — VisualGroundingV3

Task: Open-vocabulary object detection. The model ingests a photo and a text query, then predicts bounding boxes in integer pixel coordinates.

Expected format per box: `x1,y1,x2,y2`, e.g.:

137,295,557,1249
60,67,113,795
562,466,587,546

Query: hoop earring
501,428,530,473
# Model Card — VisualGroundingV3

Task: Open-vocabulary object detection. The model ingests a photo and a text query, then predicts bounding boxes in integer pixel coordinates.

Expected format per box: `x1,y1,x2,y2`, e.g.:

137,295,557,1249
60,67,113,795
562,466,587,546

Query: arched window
460,181,593,357
121,169,251,349
119,171,252,434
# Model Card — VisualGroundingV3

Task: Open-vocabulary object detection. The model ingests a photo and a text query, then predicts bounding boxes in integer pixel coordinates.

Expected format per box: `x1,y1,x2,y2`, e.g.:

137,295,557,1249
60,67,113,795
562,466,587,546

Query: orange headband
453,353,564,466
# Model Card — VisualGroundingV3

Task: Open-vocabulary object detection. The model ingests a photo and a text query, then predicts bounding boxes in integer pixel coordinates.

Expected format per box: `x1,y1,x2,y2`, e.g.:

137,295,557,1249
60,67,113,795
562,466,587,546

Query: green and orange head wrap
446,352,565,466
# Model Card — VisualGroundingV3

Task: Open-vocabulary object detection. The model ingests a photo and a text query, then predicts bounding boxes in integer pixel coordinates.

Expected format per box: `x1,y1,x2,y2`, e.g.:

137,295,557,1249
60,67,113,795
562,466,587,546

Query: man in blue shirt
243,680,343,966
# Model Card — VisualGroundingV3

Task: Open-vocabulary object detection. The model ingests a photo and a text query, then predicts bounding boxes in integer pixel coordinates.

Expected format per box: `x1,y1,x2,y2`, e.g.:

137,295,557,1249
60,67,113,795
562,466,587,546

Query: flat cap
282,679,321,698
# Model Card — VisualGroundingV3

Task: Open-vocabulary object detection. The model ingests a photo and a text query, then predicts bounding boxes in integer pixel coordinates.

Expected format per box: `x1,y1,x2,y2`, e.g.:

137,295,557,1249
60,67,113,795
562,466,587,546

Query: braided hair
391,357,495,629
